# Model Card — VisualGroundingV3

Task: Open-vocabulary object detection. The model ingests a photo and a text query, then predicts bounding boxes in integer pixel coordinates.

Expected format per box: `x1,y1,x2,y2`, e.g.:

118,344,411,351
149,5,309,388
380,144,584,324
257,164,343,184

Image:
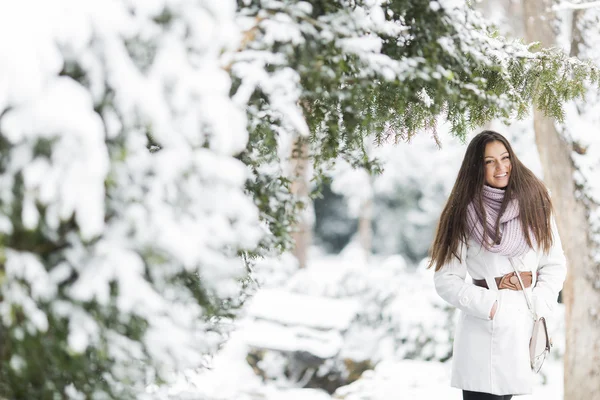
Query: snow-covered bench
243,288,360,360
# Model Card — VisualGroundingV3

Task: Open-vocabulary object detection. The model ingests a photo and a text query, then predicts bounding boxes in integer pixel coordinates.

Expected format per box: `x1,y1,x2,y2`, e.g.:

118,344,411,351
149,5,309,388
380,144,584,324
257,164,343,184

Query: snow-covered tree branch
554,1,600,11
0,1,262,398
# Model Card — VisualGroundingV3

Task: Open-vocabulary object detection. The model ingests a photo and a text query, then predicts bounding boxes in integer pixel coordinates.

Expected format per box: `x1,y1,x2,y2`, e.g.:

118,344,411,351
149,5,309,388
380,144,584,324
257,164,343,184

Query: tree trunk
358,195,373,255
570,9,585,57
476,0,524,37
522,1,600,398
290,139,312,269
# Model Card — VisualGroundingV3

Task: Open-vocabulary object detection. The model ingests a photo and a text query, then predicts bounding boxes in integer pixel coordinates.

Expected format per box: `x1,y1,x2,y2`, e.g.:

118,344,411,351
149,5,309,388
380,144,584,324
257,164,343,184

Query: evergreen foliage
236,0,599,254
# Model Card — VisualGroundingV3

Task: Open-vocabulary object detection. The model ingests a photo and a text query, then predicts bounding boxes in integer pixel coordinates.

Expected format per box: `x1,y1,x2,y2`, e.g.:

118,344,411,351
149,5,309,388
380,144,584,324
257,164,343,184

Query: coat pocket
490,289,504,323
494,290,531,328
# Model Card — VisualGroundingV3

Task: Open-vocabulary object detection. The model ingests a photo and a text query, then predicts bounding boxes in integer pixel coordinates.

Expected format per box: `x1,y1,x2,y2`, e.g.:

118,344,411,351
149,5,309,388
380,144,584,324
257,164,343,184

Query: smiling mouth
495,173,508,178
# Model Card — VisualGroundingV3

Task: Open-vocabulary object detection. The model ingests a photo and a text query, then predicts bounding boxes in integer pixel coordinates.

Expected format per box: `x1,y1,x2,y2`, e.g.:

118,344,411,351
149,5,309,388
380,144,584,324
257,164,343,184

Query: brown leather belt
473,271,533,290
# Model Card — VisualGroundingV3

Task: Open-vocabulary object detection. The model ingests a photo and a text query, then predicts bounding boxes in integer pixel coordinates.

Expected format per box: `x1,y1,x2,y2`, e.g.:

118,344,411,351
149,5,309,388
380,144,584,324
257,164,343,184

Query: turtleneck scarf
466,185,533,257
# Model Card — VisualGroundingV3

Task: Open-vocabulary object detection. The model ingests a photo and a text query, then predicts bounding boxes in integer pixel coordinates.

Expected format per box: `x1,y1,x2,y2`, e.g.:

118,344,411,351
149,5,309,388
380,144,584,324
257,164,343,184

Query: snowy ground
156,330,563,400
334,358,563,400
153,249,565,400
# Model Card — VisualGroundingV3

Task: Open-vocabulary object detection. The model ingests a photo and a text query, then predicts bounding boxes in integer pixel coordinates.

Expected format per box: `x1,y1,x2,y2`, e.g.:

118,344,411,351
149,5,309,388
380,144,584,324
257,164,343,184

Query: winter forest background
1,0,600,399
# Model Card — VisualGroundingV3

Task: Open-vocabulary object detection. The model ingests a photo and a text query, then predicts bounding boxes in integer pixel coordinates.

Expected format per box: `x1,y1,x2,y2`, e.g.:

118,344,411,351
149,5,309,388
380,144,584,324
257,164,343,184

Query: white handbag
509,258,552,373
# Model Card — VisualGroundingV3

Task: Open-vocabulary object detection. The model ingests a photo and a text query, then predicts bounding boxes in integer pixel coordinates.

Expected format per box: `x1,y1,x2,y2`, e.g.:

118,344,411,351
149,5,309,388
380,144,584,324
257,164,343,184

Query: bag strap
508,257,537,320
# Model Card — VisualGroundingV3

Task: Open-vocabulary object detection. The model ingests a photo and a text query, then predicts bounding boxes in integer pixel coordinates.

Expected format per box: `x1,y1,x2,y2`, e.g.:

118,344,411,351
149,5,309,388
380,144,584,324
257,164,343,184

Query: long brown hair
428,130,554,271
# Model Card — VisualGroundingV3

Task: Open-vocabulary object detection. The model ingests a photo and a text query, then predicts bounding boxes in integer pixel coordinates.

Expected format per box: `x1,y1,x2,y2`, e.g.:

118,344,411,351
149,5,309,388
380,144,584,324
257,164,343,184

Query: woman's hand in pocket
489,300,498,320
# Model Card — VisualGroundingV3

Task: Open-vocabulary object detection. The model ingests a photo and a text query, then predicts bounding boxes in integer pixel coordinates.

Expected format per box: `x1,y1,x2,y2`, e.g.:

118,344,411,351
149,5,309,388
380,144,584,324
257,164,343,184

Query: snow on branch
553,1,600,10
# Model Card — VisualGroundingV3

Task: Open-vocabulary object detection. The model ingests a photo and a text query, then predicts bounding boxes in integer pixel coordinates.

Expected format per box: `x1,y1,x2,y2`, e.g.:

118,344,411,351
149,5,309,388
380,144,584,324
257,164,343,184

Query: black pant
462,390,513,400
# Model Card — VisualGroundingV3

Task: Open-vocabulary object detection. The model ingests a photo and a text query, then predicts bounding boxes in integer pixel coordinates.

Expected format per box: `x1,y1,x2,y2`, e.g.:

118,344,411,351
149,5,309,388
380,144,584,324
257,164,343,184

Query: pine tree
0,1,261,398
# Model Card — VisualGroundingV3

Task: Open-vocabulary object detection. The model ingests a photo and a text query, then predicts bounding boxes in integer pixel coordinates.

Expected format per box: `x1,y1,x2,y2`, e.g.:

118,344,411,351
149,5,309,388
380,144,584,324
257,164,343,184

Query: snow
244,320,345,359
326,127,467,260
246,288,360,330
0,0,264,396
335,358,564,399
2,76,109,239
544,6,600,278
554,1,600,11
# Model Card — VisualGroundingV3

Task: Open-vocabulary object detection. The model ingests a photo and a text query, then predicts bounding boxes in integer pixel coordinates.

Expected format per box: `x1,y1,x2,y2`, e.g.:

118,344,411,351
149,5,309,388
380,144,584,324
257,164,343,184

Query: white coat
434,218,567,395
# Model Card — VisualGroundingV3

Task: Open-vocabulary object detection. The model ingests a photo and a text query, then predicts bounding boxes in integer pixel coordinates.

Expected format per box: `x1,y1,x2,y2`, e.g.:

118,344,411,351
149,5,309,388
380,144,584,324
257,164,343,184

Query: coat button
510,275,519,284
459,297,469,306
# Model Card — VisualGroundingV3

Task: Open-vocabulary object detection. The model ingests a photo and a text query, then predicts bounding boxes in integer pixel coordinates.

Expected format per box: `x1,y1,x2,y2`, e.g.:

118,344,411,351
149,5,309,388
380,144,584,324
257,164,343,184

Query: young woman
428,130,567,399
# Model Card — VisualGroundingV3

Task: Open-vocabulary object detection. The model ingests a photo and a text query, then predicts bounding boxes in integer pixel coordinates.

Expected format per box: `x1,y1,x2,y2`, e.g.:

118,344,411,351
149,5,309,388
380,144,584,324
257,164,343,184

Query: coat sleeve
434,241,499,320
533,216,567,318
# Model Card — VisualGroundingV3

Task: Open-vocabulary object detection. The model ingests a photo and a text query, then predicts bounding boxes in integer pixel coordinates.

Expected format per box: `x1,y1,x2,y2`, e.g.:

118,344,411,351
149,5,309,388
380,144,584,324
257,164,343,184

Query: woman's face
484,141,511,189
